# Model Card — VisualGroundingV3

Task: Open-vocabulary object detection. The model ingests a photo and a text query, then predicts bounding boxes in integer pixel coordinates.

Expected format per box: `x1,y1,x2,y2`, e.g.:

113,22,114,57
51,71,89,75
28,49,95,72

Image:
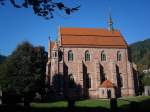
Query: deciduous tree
0,41,47,97
0,0,80,19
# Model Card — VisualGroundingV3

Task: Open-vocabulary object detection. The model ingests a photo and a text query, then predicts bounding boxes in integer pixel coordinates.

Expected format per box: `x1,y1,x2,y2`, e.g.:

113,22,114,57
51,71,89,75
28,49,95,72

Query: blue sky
0,0,150,56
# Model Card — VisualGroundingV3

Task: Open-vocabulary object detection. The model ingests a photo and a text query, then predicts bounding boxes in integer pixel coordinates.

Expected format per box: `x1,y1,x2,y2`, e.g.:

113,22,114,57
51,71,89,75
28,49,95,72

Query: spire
108,0,114,31
108,11,114,31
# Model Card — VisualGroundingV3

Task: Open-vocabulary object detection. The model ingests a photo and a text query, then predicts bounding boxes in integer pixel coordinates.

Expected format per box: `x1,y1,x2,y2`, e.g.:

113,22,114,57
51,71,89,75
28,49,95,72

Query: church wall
47,42,135,98
62,47,130,98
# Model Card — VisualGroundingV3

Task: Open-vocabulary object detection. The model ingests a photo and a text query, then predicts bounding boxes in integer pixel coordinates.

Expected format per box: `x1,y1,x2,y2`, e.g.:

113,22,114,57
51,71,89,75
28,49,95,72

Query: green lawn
31,99,110,109
31,96,150,110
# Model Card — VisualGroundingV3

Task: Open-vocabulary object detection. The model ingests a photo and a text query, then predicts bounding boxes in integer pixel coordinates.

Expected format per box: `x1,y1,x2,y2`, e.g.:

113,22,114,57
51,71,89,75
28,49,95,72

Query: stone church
46,16,137,98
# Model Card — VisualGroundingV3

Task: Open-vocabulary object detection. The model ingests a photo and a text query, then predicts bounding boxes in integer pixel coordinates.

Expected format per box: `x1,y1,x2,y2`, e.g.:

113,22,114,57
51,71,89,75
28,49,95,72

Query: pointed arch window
117,51,121,61
85,50,90,61
101,51,106,61
68,50,73,61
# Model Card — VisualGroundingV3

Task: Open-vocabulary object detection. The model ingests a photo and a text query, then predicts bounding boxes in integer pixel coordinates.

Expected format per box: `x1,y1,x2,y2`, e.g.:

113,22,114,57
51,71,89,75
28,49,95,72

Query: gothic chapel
46,16,137,98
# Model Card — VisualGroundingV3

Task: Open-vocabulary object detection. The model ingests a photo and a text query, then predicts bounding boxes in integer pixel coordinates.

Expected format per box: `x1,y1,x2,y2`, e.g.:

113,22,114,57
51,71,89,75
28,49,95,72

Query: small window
68,50,73,61
117,51,121,61
85,50,90,61
101,51,106,61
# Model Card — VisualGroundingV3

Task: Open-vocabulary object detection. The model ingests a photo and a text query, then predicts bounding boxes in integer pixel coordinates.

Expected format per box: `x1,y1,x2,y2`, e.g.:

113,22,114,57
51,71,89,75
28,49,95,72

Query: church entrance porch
98,80,116,98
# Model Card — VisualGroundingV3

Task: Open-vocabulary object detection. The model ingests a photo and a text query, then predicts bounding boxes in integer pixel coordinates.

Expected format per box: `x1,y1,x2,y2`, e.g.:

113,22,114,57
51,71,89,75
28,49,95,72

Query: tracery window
101,51,106,61
85,50,90,61
68,50,73,61
117,51,121,61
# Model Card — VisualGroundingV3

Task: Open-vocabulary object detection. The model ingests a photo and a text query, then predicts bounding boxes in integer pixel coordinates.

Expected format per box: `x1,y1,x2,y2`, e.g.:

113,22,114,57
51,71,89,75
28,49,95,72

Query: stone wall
47,42,136,98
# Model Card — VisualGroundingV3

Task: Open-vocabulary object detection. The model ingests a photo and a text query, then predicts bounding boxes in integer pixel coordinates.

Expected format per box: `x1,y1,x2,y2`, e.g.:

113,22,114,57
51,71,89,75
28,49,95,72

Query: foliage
129,38,150,71
0,41,47,96
0,54,6,64
141,74,150,86
129,38,150,87
0,0,80,19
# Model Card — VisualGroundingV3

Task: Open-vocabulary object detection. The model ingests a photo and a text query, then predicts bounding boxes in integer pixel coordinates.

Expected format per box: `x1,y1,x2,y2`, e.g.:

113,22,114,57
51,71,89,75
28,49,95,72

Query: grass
75,99,110,108
31,96,150,109
117,96,150,107
31,99,110,109
31,101,68,108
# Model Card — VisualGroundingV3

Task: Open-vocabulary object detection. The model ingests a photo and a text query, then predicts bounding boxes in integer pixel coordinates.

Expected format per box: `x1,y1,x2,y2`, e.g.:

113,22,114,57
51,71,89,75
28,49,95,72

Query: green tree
129,38,150,93
0,54,6,64
0,0,80,19
0,41,47,97
141,72,150,86
130,38,150,69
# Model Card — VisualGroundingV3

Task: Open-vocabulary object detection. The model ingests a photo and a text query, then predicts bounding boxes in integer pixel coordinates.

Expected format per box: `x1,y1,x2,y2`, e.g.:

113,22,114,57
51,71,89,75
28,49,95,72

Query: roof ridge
60,27,119,31
61,34,121,37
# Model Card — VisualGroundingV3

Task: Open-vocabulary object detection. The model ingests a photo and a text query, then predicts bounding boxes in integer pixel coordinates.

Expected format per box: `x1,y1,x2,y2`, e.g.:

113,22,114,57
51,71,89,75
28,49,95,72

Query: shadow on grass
1,97,150,112
118,98,150,112
0,104,109,112
31,107,109,112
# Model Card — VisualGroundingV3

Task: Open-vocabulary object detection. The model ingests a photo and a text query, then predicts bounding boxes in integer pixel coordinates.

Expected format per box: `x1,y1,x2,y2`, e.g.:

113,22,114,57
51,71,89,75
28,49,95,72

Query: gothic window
101,51,106,61
117,51,121,61
85,50,90,61
68,50,73,61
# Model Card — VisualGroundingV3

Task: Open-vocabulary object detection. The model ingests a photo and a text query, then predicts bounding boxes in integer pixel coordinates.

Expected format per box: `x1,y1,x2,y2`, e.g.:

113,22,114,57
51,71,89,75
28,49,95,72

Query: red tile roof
100,80,115,88
59,27,128,48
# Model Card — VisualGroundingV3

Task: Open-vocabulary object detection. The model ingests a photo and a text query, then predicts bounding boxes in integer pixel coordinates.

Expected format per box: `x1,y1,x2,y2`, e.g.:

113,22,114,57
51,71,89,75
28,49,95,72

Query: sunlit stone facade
46,27,136,98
